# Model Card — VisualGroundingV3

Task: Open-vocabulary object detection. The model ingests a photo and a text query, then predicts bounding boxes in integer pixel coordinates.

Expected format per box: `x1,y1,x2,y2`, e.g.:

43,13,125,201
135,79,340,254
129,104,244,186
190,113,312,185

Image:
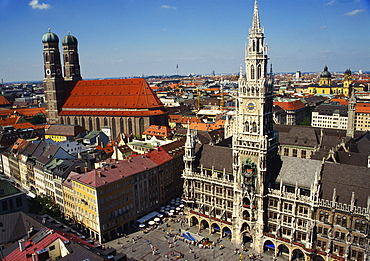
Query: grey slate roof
197,143,233,173
277,156,322,188
0,212,43,245
321,162,370,208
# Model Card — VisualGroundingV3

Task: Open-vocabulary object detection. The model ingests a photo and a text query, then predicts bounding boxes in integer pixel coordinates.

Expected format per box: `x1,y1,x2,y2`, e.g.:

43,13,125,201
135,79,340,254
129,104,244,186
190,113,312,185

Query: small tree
29,114,46,125
300,116,311,126
30,195,62,220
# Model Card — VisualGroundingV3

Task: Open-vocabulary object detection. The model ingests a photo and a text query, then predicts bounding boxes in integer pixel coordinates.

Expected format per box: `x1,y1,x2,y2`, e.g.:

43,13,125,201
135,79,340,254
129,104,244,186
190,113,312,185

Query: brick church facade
42,31,168,139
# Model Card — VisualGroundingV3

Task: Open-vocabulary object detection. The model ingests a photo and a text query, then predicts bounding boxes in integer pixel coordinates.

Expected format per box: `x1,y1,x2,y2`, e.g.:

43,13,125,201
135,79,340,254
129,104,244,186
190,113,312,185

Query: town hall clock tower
232,0,279,250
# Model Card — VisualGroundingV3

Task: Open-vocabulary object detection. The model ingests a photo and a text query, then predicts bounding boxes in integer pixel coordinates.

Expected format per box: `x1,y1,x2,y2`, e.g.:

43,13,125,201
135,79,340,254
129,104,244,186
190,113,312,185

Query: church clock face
245,101,256,112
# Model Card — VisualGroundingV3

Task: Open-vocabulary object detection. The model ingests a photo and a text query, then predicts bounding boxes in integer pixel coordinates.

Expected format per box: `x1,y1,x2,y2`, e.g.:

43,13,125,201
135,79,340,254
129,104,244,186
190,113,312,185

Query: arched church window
89,118,93,130
257,64,261,79
74,117,78,126
252,122,257,132
112,118,116,140
256,39,260,52
252,40,255,52
139,117,144,137
244,121,249,132
104,117,108,126
67,117,71,125
251,65,255,80
45,53,49,63
60,117,64,125
96,118,100,131
65,54,68,63
128,118,133,134
120,118,124,134
81,117,85,129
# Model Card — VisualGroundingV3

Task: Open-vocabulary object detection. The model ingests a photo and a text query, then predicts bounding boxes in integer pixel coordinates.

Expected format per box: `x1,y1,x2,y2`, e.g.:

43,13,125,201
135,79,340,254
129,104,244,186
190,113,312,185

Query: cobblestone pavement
104,218,284,261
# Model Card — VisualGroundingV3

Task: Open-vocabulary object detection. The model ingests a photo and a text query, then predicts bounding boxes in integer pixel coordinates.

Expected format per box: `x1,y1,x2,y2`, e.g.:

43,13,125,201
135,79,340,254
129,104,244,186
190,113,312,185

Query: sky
1,0,369,83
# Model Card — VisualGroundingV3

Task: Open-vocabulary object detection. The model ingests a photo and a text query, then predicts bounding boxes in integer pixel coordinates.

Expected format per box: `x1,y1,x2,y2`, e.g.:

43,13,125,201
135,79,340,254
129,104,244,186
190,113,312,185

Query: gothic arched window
244,121,249,132
74,117,78,126
257,64,262,79
128,118,133,134
111,118,116,140
104,117,108,126
139,117,145,137
251,65,255,80
252,40,256,52
89,118,93,130
120,118,124,134
67,117,71,125
81,117,85,129
96,118,100,131
252,122,257,132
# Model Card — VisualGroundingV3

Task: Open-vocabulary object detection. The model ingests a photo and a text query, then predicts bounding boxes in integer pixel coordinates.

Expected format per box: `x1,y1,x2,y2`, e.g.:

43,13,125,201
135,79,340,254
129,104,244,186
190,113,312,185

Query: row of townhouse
62,139,185,243
1,136,185,244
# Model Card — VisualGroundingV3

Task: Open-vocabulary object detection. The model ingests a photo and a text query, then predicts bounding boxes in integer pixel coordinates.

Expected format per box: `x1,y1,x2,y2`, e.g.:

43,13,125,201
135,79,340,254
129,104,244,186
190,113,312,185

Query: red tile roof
0,107,46,118
143,125,171,137
63,78,164,110
0,96,11,105
59,109,167,116
273,100,306,111
72,157,158,188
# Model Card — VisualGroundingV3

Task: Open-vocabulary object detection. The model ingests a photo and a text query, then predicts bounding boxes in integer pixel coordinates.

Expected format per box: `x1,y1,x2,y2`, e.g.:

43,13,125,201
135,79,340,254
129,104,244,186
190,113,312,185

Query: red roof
0,96,11,105
0,107,46,117
59,109,167,116
143,125,171,137
63,78,164,110
273,100,306,111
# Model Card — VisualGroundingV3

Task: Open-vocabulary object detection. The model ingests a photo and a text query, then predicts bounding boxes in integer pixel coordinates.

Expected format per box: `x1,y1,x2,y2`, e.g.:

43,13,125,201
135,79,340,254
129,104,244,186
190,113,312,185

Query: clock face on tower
245,101,256,112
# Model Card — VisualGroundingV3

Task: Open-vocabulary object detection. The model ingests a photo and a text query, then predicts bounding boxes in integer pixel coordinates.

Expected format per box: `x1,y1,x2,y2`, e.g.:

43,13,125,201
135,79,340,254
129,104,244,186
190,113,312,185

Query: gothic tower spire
232,0,279,249
251,0,261,32
347,89,356,138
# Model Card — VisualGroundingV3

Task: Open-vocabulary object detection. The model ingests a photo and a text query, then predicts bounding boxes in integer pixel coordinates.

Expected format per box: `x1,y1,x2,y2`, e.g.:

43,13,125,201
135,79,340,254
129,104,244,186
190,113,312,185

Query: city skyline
1,0,369,83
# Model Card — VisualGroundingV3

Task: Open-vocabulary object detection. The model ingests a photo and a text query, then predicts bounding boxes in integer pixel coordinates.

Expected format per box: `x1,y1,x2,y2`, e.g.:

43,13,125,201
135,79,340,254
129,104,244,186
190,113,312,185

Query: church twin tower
42,31,81,124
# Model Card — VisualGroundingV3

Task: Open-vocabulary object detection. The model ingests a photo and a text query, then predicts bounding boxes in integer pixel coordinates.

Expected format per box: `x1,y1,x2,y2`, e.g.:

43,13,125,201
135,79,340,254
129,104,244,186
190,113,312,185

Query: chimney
32,253,37,261
97,170,102,177
84,167,88,173
19,239,25,252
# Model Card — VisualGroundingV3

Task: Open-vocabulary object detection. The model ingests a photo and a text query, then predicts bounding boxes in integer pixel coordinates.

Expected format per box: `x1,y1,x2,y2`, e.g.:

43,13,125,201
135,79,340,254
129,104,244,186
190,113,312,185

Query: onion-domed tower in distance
62,32,82,81
42,29,65,124
319,65,332,86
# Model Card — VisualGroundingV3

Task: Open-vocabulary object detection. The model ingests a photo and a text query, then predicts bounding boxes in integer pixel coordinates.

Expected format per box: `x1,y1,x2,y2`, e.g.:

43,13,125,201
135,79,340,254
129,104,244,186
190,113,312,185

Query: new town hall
182,1,370,261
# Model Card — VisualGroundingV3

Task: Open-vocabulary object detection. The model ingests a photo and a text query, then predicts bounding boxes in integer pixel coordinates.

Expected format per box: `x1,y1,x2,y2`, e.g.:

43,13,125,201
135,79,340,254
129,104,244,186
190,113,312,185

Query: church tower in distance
42,30,65,124
233,0,279,250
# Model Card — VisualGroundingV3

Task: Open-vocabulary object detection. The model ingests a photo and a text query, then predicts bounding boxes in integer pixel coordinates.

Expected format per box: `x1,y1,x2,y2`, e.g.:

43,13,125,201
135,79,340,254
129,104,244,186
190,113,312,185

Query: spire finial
252,0,261,31
48,28,51,32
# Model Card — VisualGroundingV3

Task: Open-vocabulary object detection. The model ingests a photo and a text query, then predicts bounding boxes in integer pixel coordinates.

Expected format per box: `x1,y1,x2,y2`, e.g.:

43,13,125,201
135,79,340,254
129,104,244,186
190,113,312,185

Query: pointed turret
346,88,356,138
251,0,262,33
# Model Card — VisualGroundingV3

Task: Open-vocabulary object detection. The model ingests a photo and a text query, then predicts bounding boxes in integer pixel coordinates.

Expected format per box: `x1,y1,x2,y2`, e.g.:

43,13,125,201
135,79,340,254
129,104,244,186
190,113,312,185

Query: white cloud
161,5,176,9
29,0,51,10
325,0,336,5
344,9,364,16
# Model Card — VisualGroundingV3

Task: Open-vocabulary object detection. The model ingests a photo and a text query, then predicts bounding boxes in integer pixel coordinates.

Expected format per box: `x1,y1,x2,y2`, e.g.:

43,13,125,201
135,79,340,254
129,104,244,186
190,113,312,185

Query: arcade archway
278,244,290,258
292,249,305,261
222,226,232,239
211,223,220,234
200,220,209,230
263,240,275,252
190,216,199,227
